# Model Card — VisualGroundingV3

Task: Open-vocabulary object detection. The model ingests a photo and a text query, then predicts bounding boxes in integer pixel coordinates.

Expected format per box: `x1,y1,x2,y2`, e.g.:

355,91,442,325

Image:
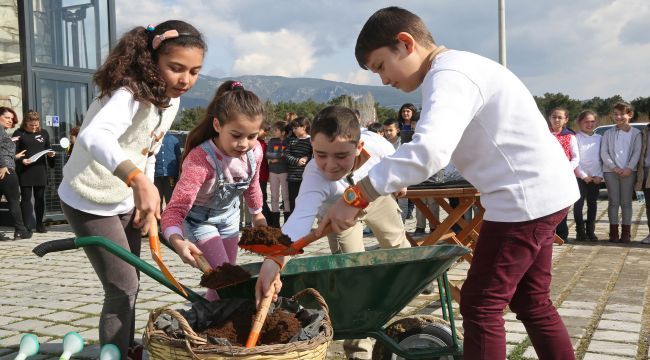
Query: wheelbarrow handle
33,238,77,257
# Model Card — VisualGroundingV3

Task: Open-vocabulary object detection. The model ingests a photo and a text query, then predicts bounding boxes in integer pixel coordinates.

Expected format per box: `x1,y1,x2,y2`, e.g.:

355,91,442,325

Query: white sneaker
641,235,650,244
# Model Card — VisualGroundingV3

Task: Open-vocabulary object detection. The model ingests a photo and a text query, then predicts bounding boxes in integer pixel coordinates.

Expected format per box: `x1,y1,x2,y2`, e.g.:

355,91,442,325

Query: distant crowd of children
548,102,650,245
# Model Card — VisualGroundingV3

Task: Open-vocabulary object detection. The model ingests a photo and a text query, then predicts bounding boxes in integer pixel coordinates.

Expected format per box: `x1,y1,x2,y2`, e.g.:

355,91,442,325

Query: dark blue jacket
154,133,181,179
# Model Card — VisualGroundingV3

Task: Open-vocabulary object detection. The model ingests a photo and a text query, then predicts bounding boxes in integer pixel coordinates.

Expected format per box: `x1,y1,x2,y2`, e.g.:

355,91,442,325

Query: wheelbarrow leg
441,271,461,349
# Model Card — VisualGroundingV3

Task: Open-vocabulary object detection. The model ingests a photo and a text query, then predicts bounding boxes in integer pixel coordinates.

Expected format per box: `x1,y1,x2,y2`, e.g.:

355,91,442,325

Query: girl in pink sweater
161,80,266,300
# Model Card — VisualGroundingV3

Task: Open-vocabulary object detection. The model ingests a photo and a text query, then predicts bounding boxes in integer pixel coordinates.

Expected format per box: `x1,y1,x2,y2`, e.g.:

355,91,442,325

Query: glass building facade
0,0,115,221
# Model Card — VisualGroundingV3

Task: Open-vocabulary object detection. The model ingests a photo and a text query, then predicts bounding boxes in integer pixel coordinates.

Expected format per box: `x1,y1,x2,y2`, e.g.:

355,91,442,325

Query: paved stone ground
0,198,649,359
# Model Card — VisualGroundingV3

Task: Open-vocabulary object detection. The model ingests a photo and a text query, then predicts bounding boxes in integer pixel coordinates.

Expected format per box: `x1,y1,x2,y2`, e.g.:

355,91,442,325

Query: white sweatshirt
366,50,579,222
575,131,603,179
282,130,394,241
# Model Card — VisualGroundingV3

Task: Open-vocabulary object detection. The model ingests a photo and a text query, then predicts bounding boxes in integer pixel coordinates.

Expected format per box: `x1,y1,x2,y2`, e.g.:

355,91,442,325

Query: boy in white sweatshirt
259,6,580,360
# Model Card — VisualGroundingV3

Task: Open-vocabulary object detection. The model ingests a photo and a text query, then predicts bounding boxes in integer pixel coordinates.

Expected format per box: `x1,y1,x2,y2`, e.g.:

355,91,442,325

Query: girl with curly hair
57,20,205,359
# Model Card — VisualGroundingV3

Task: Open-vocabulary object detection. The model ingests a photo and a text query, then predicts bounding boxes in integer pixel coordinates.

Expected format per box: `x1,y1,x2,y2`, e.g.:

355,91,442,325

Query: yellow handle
192,253,213,274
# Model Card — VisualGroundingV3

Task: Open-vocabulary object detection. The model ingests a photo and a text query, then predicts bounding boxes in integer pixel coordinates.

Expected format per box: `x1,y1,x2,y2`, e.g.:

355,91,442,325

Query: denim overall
183,140,256,242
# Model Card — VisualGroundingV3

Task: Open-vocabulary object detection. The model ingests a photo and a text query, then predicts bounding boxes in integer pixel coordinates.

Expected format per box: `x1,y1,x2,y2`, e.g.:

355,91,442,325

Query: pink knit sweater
161,141,263,240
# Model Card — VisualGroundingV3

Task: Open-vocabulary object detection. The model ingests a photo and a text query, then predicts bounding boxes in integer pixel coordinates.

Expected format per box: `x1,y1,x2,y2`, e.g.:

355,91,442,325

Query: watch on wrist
343,184,369,209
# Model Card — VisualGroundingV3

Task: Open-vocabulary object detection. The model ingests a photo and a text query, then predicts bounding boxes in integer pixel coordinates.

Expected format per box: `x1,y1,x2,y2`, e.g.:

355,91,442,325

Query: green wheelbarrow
34,237,469,359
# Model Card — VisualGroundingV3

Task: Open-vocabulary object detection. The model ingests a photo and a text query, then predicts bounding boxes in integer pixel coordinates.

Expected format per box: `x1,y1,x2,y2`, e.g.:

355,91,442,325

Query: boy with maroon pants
257,7,579,360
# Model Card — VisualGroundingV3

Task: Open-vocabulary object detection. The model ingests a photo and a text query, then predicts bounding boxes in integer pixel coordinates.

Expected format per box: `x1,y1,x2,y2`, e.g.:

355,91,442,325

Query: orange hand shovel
149,222,188,297
239,225,332,256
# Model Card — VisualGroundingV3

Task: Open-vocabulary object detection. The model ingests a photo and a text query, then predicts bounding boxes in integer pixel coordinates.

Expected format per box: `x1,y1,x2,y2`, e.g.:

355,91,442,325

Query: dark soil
240,226,293,247
199,263,251,289
203,301,301,346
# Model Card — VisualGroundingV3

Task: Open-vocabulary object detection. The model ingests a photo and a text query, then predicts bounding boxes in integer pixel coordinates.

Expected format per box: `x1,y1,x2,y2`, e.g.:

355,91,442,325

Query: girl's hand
583,176,592,184
255,258,283,307
169,234,201,268
252,212,267,227
22,158,33,165
131,173,161,235
298,157,307,166
15,150,26,159
621,168,633,177
613,167,623,175
0,167,8,180
593,176,603,184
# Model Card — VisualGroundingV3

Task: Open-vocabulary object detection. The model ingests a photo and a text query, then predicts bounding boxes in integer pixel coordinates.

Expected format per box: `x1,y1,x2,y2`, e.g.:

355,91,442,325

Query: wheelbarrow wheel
372,315,460,360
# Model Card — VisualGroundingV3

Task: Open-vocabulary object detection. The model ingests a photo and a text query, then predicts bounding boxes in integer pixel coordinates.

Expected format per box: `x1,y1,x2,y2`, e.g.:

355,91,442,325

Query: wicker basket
144,288,332,360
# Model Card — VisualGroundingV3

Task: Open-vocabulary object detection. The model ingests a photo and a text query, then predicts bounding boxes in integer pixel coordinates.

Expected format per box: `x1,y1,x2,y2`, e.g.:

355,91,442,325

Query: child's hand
317,197,360,235
252,212,267,227
298,157,307,166
22,158,33,165
255,258,283,307
593,176,603,184
15,150,26,159
621,168,633,177
583,176,592,184
47,151,55,157
169,234,202,268
131,173,161,235
0,167,8,180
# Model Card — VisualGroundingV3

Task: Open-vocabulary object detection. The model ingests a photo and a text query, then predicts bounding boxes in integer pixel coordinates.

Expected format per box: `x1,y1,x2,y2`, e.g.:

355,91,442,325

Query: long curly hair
93,20,206,109
182,80,265,163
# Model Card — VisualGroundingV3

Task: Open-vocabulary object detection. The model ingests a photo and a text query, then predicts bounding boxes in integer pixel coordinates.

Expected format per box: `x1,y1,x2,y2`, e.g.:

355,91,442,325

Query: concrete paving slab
586,339,637,357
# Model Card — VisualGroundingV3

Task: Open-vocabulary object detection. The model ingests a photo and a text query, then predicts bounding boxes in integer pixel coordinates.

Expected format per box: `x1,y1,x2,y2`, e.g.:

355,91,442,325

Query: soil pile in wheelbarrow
204,301,301,346
240,226,292,247
199,263,251,289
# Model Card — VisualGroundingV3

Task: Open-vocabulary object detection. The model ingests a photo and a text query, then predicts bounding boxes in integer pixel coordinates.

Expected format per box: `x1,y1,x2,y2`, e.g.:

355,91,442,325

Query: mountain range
179,74,421,110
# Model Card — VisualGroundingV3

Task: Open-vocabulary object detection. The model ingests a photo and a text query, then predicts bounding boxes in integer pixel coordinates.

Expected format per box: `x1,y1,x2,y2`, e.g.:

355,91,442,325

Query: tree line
171,92,650,132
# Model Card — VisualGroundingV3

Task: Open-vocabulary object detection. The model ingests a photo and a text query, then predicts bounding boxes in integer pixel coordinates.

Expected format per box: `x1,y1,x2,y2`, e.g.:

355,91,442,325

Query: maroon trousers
460,208,575,360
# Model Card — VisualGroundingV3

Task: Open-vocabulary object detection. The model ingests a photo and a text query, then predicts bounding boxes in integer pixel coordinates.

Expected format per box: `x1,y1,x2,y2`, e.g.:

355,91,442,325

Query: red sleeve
243,142,264,213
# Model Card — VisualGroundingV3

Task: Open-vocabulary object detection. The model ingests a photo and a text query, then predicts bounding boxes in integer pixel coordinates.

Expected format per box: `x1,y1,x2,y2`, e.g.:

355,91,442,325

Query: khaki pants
324,194,410,359
327,194,411,253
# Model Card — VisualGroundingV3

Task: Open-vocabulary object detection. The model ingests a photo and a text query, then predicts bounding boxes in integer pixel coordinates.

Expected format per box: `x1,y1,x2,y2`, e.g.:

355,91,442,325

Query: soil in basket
240,226,293,247
199,263,251,289
204,302,302,346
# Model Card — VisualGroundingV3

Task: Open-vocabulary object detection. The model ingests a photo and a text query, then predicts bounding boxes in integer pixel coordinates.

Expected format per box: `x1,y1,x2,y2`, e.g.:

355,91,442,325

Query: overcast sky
115,0,649,101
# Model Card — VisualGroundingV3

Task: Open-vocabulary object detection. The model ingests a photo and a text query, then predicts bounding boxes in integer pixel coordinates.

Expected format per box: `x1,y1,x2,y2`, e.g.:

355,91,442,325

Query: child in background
636,121,650,244
266,120,290,227
285,117,312,220
258,122,271,222
154,132,181,213
367,122,384,136
382,118,401,150
309,7,579,359
548,107,579,241
162,81,266,301
58,20,205,359
601,102,641,243
574,110,602,242
397,102,418,144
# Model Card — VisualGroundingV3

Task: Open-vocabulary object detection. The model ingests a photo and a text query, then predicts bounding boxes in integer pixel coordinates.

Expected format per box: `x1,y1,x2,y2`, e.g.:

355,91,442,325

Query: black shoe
412,227,426,236
36,225,48,233
14,231,32,240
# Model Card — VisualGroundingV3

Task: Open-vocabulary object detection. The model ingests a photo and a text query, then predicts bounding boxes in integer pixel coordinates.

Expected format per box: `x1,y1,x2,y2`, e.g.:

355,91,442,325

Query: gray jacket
600,126,642,173
0,127,16,170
